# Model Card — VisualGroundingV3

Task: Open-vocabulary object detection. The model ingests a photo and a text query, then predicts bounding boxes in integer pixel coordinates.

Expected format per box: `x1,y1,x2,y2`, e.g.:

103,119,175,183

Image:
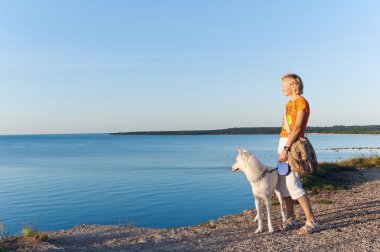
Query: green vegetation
306,125,380,134
336,155,380,168
301,155,380,194
111,125,380,135
271,199,281,206
111,127,282,135
22,225,48,241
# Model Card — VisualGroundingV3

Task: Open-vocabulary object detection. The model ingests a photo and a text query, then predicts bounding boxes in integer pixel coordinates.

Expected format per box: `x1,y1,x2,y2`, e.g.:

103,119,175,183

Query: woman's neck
290,94,301,101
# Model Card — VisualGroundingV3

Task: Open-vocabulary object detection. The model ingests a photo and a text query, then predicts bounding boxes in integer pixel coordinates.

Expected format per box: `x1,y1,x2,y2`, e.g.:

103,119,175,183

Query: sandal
279,218,298,231
296,221,321,234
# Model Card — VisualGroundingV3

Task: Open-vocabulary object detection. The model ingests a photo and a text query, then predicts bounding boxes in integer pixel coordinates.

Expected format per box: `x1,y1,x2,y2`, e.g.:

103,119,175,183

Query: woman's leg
284,196,295,220
296,195,321,234
285,171,317,222
278,138,298,231
277,138,293,220
297,195,316,222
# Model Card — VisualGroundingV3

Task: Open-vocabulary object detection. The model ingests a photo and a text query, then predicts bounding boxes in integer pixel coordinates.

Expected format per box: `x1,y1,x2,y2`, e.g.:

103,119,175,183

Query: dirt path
3,169,380,251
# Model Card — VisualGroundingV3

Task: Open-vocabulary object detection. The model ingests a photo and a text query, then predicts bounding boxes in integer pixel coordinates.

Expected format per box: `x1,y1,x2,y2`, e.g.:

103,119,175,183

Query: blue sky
1,1,379,135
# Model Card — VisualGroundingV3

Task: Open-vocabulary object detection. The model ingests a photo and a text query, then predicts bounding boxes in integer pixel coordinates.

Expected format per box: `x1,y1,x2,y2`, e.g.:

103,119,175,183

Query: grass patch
0,243,5,252
301,155,380,194
271,199,281,206
337,155,380,168
22,225,48,241
301,173,347,193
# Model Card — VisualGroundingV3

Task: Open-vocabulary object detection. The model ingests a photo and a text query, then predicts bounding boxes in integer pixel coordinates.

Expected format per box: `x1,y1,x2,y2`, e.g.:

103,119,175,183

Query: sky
1,0,379,135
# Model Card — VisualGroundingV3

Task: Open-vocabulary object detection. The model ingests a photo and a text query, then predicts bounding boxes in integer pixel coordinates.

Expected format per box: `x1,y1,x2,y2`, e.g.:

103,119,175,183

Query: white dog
231,147,285,233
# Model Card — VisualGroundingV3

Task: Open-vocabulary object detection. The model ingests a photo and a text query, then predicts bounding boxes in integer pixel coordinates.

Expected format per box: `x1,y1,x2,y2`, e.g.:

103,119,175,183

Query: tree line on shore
111,125,380,135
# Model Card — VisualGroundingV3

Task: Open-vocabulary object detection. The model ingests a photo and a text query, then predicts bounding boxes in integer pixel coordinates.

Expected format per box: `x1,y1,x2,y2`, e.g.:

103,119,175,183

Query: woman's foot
296,221,321,234
279,218,298,231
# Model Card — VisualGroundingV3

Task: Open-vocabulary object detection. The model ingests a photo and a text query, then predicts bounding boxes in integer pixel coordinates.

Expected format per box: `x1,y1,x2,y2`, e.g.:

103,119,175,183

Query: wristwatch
284,146,291,152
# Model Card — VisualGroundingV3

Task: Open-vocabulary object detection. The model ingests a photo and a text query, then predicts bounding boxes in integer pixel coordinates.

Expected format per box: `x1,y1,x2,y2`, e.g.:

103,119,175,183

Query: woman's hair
281,73,303,95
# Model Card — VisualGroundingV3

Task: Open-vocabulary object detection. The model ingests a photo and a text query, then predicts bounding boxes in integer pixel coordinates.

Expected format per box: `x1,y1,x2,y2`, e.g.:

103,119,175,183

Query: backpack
283,113,319,174
287,137,319,174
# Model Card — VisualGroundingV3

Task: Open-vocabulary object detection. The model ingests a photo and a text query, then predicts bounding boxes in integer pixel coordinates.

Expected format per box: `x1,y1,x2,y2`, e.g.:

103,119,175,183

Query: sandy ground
3,168,380,252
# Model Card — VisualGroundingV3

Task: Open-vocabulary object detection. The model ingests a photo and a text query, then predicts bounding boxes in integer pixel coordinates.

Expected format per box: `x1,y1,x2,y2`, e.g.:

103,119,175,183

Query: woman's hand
279,149,288,162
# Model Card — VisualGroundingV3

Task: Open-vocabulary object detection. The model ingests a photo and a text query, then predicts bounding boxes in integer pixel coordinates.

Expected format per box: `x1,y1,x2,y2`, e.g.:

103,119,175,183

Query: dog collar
252,168,277,183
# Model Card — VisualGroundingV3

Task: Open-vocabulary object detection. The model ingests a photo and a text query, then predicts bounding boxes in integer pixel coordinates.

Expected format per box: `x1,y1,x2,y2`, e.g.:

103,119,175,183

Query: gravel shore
3,168,380,252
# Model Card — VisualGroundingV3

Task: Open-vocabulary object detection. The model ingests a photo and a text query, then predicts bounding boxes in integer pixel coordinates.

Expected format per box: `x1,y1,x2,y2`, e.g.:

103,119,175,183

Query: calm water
0,134,379,235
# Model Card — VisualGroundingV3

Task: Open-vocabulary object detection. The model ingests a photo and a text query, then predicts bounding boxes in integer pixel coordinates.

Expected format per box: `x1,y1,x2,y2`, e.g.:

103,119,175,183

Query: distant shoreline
111,125,380,136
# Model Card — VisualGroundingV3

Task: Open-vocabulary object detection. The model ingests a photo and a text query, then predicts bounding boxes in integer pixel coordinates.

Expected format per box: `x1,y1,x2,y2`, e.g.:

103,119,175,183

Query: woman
277,73,321,234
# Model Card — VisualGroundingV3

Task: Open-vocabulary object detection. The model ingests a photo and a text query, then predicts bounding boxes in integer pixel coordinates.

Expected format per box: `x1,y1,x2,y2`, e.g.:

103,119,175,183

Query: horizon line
2,125,380,136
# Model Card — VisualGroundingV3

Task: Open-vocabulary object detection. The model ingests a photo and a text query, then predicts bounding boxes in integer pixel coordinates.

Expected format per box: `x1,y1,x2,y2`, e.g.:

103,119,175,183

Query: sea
0,133,379,235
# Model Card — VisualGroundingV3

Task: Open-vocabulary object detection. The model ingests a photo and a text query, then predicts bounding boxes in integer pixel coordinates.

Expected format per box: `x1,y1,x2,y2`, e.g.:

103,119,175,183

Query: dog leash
252,168,277,183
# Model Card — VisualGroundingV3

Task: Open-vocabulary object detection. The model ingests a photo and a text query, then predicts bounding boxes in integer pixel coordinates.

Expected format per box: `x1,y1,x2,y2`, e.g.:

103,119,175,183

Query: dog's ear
242,147,250,154
237,147,242,155
238,148,250,160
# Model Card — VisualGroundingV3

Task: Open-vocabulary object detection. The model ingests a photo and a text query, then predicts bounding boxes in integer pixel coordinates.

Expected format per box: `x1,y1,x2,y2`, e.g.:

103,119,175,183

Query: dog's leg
275,189,286,223
254,198,263,233
264,195,274,233
253,213,259,222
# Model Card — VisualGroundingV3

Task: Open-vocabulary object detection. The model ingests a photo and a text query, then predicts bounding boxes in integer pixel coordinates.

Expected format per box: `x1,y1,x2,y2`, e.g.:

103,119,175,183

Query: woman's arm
279,110,308,162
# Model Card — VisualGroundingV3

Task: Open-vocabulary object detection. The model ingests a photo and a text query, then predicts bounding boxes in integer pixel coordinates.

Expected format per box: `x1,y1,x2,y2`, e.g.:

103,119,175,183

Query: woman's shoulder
286,96,309,108
295,96,310,110
296,96,309,104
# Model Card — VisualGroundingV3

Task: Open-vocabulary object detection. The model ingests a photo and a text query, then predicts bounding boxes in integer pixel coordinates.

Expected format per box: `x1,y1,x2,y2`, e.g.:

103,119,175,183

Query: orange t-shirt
280,96,310,137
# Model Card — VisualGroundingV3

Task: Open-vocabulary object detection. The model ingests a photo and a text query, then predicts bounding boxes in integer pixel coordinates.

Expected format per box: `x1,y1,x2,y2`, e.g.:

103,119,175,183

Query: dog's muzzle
231,165,240,172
